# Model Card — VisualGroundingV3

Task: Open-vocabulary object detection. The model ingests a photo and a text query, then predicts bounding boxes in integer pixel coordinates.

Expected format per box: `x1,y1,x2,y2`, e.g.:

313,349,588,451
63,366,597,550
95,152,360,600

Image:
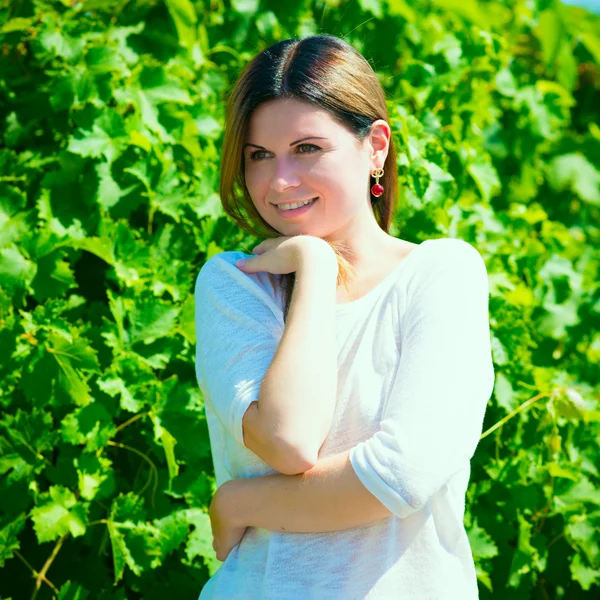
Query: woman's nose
270,159,301,192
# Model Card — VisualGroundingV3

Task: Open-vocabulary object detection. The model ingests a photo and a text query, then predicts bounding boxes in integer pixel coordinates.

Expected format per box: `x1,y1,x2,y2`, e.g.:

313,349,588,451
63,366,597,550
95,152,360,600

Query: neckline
335,239,434,316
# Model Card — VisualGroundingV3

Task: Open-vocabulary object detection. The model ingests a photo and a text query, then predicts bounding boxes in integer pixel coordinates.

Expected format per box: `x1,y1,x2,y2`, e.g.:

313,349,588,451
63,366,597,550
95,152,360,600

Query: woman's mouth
273,197,318,218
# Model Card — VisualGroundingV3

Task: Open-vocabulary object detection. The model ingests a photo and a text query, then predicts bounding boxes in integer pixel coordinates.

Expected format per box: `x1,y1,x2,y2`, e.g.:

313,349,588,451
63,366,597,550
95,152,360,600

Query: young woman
194,34,495,599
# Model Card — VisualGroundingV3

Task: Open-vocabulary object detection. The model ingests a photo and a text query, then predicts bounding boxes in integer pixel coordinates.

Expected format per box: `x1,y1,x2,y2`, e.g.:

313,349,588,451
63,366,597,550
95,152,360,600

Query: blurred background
0,0,599,598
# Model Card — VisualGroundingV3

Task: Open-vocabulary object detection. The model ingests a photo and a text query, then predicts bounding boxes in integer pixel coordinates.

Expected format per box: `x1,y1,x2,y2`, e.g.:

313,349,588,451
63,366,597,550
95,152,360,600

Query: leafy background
1,0,599,598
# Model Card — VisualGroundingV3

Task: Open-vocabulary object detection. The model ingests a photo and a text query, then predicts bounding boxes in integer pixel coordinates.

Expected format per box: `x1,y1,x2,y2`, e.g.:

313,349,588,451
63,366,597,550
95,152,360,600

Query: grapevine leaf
75,453,114,501
468,518,499,560
97,375,142,412
60,401,117,452
153,510,189,556
30,485,89,543
0,514,27,567
0,245,37,294
184,509,221,575
570,553,600,591
547,153,600,206
468,161,501,202
129,297,180,345
31,251,76,301
56,580,90,599
107,493,163,582
164,0,198,48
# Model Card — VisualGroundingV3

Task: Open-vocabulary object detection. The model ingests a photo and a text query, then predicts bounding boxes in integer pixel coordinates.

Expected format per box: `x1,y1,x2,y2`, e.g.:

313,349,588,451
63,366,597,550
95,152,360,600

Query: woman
194,34,495,599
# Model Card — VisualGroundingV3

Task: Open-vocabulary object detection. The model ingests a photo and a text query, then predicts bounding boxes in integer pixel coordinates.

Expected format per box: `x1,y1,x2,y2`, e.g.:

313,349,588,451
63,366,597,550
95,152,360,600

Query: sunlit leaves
0,0,598,597
547,153,600,206
30,486,89,543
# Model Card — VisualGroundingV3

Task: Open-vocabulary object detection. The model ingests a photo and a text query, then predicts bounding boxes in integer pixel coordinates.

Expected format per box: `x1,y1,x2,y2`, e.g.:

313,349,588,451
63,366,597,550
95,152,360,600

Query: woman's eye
248,144,320,162
249,150,268,161
297,143,320,154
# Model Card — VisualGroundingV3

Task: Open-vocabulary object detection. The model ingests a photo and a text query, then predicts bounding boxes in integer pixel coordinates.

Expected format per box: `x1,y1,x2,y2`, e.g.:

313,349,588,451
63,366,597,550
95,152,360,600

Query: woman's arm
218,450,393,534
246,240,339,469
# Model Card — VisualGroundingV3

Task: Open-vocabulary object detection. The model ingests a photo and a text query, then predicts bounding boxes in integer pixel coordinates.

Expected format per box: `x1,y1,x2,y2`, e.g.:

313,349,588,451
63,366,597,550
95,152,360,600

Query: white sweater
194,237,495,599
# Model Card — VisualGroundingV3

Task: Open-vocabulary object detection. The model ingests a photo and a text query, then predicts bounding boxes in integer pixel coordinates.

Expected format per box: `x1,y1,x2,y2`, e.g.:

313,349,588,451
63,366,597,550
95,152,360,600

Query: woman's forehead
247,99,343,139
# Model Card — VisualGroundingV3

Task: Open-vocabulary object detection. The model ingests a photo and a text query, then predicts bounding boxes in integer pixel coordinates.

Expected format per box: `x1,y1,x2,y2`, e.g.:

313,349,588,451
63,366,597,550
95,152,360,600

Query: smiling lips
273,197,318,217
272,196,318,208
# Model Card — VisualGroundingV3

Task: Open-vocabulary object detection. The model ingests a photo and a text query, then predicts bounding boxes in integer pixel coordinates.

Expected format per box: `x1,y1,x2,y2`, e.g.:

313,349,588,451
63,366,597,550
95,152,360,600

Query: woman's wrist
217,478,253,528
295,237,339,277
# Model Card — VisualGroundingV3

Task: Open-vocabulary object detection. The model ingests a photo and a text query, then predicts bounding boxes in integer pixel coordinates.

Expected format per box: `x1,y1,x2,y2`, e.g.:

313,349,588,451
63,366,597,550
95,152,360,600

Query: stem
30,535,65,599
547,531,565,548
14,551,58,595
114,412,148,434
107,440,159,506
534,476,555,533
480,392,550,440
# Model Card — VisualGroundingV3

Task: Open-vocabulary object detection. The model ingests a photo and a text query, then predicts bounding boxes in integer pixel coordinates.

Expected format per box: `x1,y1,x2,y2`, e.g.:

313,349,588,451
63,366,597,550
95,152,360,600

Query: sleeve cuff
230,381,262,448
349,440,415,519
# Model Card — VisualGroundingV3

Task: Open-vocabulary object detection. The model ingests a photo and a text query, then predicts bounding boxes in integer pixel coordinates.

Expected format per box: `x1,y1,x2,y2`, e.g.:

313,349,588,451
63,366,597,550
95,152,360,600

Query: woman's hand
209,480,249,563
236,234,337,275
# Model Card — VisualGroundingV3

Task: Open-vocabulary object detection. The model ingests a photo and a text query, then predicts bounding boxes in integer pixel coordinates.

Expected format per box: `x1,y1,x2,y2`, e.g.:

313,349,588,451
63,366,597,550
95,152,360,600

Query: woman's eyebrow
242,136,328,150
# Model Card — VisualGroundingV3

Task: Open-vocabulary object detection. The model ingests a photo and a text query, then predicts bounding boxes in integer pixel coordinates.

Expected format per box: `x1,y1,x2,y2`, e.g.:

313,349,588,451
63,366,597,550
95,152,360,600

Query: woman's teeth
279,197,317,211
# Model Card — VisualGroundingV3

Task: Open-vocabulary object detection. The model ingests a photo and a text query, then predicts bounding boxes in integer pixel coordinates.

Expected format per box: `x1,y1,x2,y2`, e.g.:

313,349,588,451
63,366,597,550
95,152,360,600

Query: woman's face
243,97,381,239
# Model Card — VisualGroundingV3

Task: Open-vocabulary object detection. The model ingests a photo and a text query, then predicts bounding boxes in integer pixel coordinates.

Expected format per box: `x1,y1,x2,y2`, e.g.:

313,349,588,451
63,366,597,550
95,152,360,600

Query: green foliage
0,0,599,597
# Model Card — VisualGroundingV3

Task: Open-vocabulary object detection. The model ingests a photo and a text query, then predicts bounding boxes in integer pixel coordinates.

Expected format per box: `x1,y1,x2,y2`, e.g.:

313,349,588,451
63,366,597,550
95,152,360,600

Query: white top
194,237,495,600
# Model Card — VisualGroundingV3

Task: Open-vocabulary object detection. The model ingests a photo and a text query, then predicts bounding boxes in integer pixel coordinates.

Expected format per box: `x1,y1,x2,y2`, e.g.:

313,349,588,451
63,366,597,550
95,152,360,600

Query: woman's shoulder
410,237,485,270
195,250,284,312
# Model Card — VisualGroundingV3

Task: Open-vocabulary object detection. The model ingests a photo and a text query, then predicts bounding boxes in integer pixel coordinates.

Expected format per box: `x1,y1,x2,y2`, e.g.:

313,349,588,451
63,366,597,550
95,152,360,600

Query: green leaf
432,0,490,27
75,453,113,501
507,513,547,588
547,153,600,206
0,245,36,293
60,401,117,451
30,485,89,543
153,510,189,557
468,162,501,202
185,508,221,575
107,494,163,583
151,414,179,482
129,297,179,345
0,18,33,34
164,0,198,48
46,331,100,406
38,29,86,62
30,251,76,301
86,46,129,76
97,376,142,412
231,0,259,14
535,9,565,68
0,408,57,482
554,477,600,510
468,518,499,560
95,162,137,209
566,518,599,565
570,553,600,591
177,295,195,344
56,580,90,600
193,114,221,139
0,514,27,567
68,113,128,165
357,0,383,18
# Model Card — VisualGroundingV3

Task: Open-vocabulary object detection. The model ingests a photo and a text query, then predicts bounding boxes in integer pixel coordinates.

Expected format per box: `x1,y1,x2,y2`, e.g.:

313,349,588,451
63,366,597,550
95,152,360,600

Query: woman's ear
368,119,391,166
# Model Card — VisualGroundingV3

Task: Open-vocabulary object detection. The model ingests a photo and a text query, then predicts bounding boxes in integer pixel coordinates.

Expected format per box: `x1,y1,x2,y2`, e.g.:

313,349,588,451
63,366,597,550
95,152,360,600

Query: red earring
371,168,384,197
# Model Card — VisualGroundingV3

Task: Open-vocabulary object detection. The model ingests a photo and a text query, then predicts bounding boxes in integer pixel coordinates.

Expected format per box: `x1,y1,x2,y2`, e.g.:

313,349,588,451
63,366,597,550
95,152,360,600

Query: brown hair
219,34,398,322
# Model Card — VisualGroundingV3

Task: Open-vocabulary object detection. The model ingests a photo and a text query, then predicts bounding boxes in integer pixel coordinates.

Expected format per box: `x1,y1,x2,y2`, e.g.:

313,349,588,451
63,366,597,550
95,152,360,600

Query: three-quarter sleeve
349,239,495,519
194,252,285,449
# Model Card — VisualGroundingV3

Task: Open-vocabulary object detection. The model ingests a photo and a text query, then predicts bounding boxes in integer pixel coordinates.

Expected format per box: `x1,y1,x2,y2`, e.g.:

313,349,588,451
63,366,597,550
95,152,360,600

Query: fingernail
236,259,246,268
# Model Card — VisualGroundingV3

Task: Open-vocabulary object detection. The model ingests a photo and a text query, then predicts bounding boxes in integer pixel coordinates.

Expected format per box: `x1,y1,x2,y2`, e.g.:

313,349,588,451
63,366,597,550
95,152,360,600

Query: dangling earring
371,168,384,197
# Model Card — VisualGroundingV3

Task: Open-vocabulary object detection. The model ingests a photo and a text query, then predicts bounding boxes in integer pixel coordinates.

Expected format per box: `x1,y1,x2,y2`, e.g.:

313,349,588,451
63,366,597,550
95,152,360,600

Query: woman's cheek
244,171,263,201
